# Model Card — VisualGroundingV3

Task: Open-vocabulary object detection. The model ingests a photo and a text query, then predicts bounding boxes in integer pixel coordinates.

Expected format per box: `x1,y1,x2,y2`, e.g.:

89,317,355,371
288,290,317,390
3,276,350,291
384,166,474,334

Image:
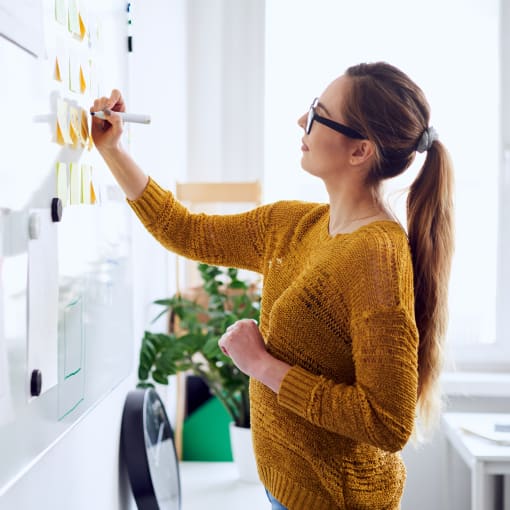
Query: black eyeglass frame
306,98,366,140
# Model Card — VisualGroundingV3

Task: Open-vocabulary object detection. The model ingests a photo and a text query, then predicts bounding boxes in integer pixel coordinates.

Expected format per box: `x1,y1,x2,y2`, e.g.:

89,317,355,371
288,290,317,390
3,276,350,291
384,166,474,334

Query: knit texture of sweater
128,177,419,510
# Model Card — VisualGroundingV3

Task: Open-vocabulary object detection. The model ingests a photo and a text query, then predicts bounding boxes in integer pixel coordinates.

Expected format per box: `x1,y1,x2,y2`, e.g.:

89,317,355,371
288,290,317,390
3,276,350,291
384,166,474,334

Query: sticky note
55,42,68,84
81,165,91,204
54,57,62,82
55,0,67,25
56,162,68,204
79,13,87,41
90,180,96,204
69,107,80,147
80,109,89,146
68,0,80,35
56,98,73,145
69,163,81,205
68,54,80,92
79,64,87,93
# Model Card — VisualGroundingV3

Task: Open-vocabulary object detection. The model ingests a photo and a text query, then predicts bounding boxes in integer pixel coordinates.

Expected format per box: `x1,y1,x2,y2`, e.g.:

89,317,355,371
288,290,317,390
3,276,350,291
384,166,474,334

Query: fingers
109,89,126,112
90,90,125,112
218,319,259,356
90,92,125,133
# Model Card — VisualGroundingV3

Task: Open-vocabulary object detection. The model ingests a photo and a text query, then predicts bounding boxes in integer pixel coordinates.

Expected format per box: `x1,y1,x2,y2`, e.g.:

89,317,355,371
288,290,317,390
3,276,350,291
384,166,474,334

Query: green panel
182,397,233,461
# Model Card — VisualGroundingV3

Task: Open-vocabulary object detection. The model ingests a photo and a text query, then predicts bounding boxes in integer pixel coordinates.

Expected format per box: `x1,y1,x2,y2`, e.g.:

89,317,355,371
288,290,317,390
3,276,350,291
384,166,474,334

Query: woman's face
298,75,358,180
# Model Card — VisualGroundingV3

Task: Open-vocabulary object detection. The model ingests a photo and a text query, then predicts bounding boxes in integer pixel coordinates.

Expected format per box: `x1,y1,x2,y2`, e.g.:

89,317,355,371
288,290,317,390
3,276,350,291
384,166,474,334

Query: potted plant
137,263,260,480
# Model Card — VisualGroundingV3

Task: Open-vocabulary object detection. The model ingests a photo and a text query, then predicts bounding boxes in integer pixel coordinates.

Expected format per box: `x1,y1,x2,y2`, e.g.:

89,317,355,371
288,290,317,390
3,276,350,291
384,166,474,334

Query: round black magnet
51,197,63,222
30,369,42,397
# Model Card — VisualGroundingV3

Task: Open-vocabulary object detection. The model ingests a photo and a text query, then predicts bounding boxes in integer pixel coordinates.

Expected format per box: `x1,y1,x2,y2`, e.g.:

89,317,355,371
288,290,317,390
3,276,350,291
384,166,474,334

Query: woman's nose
297,112,307,130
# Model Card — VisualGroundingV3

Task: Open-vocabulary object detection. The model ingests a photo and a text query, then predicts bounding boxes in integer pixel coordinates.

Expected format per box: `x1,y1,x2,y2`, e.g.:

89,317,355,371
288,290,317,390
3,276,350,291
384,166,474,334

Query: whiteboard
0,0,132,493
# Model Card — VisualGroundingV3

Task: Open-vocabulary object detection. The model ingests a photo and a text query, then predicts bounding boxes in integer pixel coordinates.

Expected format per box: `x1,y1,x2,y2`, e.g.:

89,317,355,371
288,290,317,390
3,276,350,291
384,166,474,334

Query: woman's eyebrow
316,101,332,116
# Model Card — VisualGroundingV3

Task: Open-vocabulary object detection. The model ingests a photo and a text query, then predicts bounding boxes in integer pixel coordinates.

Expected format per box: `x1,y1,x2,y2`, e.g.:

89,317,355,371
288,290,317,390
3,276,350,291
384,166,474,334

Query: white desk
443,413,510,510
179,462,268,510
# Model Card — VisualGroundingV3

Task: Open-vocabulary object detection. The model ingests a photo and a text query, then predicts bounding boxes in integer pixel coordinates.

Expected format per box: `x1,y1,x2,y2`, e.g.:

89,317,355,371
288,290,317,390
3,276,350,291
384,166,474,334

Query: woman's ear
350,140,376,167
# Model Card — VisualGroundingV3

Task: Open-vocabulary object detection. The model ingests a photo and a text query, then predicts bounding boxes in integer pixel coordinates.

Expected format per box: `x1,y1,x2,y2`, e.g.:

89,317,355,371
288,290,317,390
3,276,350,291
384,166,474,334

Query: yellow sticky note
79,13,87,40
81,164,91,204
55,42,68,84
56,122,65,145
80,109,89,146
68,0,80,35
54,57,62,82
79,64,87,93
56,162,68,204
90,181,96,204
69,106,80,147
56,98,73,145
69,163,81,205
55,0,67,25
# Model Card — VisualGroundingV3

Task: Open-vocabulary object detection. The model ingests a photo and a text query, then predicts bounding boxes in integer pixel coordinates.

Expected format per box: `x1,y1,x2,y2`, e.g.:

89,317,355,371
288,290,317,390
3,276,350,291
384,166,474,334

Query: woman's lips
301,140,309,151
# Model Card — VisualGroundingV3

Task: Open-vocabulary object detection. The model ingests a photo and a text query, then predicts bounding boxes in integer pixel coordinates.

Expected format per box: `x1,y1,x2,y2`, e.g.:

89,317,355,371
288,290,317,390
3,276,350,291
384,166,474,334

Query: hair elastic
416,126,438,153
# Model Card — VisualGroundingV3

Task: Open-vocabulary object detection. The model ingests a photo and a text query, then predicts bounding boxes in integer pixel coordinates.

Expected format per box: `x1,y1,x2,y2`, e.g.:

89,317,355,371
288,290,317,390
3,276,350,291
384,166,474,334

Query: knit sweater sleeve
277,228,419,452
126,177,276,272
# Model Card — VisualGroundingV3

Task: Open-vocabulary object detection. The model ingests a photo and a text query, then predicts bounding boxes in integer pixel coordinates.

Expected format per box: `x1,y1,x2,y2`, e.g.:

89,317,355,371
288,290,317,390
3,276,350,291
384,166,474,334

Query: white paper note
27,209,59,399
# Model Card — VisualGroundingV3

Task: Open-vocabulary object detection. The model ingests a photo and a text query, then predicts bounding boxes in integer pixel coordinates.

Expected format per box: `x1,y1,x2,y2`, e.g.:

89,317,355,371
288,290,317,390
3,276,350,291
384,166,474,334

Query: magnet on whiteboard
30,369,42,397
28,212,41,240
51,197,63,222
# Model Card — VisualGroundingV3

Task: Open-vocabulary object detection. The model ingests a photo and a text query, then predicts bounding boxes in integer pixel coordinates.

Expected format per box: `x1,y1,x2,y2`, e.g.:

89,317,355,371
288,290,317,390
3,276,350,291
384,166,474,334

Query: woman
91,62,454,510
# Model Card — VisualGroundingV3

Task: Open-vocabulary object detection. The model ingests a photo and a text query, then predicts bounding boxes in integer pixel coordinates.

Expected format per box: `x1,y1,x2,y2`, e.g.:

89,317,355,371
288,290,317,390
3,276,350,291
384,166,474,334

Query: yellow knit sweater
128,178,419,510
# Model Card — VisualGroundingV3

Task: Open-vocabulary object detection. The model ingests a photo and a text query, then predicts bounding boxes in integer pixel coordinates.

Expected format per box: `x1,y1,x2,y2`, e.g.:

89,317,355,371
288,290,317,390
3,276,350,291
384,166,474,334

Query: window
264,0,509,369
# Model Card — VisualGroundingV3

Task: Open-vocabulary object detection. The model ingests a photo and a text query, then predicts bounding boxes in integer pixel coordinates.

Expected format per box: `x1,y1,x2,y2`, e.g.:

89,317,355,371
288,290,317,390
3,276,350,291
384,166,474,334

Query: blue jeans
265,488,289,510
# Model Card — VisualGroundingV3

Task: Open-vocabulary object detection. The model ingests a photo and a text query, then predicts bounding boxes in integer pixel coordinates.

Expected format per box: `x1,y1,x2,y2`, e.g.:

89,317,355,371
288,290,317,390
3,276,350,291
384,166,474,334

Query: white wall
186,0,265,183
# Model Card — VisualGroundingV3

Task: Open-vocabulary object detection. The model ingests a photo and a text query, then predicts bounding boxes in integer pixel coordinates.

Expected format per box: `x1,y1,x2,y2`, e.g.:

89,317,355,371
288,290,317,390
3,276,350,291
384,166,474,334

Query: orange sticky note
87,132,94,151
79,13,87,40
54,57,62,81
80,109,89,146
79,65,87,93
69,106,80,146
90,181,96,204
56,122,65,145
56,98,73,145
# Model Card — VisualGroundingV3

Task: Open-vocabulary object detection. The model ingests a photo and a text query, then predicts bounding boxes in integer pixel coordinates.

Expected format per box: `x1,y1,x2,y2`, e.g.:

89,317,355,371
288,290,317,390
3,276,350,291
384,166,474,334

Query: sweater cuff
277,365,321,419
126,177,169,225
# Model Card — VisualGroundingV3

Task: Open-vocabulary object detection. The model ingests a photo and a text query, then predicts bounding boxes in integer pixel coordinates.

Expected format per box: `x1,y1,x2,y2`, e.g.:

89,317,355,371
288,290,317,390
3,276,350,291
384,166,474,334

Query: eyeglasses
306,98,366,139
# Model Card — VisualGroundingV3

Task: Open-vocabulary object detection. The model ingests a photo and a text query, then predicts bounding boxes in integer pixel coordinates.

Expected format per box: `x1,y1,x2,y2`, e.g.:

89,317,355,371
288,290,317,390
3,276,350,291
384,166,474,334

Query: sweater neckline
319,212,402,241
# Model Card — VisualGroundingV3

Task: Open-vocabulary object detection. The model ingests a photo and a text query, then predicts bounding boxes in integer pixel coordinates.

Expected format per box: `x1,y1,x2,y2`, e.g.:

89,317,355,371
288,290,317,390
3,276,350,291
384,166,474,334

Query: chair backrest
175,181,262,205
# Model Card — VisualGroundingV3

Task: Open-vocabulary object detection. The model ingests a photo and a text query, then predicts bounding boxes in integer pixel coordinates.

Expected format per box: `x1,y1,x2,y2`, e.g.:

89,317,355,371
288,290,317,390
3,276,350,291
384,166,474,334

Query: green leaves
137,264,260,428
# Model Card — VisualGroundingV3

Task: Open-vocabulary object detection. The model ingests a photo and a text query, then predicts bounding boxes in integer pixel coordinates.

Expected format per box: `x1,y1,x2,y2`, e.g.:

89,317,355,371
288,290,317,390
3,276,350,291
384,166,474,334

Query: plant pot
229,422,259,483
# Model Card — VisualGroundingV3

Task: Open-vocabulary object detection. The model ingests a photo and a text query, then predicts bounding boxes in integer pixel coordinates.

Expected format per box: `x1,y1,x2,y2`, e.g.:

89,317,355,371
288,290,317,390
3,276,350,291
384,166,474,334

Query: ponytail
407,140,455,430
344,62,455,433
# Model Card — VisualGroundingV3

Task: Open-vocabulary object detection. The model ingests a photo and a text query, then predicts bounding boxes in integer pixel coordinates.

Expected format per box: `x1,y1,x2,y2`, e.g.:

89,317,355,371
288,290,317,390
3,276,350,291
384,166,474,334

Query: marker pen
91,110,151,124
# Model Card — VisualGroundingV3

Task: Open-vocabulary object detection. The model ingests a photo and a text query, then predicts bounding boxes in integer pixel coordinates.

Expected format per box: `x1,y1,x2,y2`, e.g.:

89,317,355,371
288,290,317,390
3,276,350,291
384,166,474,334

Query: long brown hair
343,62,455,431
